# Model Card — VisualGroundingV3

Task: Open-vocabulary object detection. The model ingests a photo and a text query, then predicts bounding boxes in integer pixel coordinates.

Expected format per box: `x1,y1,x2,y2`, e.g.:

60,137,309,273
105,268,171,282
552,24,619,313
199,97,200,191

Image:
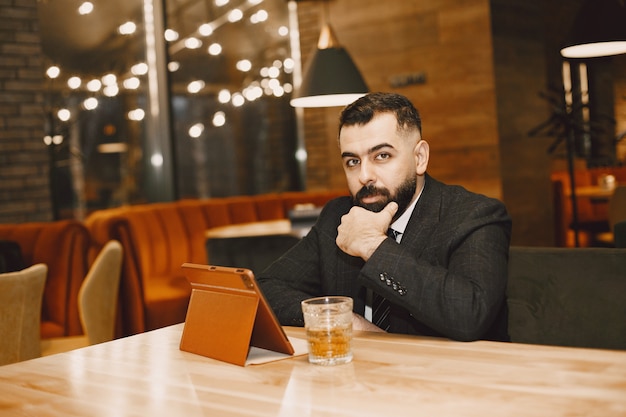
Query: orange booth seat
85,190,347,338
0,220,91,339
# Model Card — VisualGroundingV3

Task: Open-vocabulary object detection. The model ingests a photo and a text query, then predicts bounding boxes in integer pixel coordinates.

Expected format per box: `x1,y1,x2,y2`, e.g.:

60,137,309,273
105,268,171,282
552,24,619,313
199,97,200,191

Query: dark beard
353,176,417,220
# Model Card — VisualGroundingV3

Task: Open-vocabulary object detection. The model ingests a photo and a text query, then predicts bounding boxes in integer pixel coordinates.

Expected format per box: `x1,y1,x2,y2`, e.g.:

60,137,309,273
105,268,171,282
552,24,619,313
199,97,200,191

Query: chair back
507,246,626,350
0,264,47,365
0,240,25,273
614,220,626,248
608,185,626,229
79,240,123,345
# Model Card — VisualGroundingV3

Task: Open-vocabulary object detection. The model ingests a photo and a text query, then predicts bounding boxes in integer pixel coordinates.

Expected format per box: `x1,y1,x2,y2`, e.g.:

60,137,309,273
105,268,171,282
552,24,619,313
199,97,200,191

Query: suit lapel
401,174,442,255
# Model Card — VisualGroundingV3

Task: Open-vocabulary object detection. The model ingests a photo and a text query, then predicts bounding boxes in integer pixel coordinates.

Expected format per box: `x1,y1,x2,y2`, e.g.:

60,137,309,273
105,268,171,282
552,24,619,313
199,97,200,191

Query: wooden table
567,185,615,201
206,219,294,238
1,324,625,416
205,220,304,272
205,219,311,240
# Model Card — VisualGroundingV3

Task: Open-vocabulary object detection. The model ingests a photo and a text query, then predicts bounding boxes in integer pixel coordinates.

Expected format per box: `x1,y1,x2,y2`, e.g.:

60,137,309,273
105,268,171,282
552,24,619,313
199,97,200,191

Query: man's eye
375,153,391,161
345,159,359,168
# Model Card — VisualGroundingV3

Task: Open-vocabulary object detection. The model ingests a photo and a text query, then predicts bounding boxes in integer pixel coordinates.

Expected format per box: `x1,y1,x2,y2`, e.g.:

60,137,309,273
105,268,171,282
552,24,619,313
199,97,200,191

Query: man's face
339,113,423,217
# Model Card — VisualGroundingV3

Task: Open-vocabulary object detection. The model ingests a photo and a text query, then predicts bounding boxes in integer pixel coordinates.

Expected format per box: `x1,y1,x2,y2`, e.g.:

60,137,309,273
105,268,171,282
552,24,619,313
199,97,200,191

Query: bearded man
257,92,511,342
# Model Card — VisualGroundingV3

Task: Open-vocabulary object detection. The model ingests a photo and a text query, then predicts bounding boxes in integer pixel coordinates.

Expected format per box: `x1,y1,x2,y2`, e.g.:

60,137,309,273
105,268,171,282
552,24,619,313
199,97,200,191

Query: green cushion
507,246,626,350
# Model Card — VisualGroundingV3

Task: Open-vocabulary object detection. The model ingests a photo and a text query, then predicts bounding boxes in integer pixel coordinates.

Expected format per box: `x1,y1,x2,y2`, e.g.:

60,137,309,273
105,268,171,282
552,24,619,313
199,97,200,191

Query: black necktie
388,228,401,242
372,292,391,331
372,228,399,330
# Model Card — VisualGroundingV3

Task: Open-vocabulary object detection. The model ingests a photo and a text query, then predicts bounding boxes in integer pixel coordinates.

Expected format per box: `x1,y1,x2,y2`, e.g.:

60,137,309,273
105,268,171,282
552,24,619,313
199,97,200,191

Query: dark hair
338,92,422,136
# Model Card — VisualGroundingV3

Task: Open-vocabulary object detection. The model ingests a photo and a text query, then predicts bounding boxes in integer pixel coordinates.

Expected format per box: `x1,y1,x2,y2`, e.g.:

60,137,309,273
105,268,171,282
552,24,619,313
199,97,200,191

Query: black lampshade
560,0,626,58
290,23,368,108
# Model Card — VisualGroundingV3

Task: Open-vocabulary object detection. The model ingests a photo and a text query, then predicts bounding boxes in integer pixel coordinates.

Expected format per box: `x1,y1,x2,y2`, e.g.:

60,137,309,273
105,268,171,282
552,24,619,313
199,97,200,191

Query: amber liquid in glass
306,325,353,365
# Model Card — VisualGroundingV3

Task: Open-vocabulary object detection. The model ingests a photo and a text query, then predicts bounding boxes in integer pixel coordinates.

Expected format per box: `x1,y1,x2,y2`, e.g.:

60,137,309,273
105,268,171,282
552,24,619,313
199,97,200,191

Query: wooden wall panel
298,0,502,199
491,0,553,246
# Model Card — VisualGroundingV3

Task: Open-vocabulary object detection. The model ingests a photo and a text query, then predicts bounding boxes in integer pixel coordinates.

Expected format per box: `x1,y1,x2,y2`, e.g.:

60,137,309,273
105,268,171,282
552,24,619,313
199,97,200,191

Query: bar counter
1,324,625,416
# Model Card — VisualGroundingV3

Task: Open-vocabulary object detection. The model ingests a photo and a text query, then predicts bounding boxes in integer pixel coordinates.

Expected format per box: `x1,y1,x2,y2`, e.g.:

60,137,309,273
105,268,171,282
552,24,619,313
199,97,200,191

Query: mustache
353,184,392,213
355,184,390,200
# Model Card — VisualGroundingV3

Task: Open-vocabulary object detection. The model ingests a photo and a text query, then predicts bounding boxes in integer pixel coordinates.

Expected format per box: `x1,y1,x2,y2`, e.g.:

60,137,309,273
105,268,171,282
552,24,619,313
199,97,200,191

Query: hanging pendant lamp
290,4,368,108
560,0,626,58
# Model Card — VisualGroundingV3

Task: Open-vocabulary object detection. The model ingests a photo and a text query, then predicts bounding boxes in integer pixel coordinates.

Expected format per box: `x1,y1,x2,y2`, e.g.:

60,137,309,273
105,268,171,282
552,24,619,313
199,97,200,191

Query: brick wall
296,2,339,191
0,0,51,223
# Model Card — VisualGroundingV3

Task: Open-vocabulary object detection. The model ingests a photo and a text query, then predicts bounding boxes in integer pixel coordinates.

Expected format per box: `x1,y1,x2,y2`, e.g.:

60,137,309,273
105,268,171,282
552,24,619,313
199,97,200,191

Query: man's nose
358,161,375,185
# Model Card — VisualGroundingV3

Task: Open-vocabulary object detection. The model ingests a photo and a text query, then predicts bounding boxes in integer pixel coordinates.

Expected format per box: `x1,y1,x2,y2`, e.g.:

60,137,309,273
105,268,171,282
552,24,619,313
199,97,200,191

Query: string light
131,63,148,75
227,9,243,23
103,84,119,97
212,111,226,127
283,58,294,72
236,59,252,72
78,2,94,15
102,73,117,85
164,29,179,42
218,89,231,103
57,108,71,122
83,97,98,110
151,153,164,167
231,93,245,107
118,21,137,35
67,76,81,89
250,10,268,24
184,37,202,49
128,109,145,121
188,123,204,138
46,65,60,79
207,42,222,55
86,79,102,92
198,23,214,37
187,80,205,94
123,77,141,89
267,66,280,78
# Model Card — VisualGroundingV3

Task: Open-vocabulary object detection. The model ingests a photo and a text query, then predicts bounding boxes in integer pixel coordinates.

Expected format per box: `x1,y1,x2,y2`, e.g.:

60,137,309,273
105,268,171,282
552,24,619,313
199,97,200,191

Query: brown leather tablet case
179,263,294,366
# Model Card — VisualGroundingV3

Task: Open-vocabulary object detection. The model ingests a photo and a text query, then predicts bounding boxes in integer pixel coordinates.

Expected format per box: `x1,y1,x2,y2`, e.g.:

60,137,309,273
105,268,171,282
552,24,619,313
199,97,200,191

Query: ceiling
37,0,292,90
38,0,143,72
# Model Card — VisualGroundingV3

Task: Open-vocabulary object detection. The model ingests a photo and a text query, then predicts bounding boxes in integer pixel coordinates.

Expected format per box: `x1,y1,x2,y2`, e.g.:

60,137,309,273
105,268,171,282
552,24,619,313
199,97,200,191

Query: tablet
180,263,294,362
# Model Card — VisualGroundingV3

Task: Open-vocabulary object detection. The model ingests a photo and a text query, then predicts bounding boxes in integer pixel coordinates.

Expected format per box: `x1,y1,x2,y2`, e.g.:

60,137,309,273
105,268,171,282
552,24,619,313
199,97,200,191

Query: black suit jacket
257,174,512,341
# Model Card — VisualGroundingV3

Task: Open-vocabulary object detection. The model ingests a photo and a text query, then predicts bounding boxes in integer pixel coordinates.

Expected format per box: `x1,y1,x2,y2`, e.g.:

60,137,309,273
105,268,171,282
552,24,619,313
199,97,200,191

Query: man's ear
414,140,429,174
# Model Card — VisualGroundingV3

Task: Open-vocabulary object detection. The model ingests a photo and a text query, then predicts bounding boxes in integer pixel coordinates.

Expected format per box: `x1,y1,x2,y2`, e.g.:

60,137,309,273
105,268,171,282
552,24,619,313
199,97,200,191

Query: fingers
383,201,399,221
